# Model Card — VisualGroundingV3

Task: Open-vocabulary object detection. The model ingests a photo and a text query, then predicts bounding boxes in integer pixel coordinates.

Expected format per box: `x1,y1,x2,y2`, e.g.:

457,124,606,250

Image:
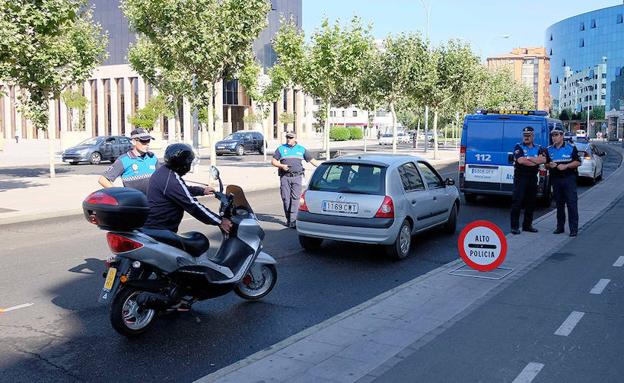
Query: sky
302,0,620,60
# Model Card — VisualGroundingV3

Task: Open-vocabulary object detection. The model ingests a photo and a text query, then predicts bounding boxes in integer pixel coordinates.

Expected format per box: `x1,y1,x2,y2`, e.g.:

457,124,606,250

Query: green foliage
243,113,263,125
279,112,295,125
330,126,350,141
61,89,88,110
0,0,108,131
559,108,573,121
478,67,534,110
591,105,605,120
348,127,363,140
128,94,169,130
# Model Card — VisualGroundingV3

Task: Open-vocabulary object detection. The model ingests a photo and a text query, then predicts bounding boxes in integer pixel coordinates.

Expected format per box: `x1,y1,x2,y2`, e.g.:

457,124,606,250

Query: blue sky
302,0,619,59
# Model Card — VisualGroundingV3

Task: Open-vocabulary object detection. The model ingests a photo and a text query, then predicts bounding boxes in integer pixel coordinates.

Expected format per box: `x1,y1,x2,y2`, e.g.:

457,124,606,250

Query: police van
459,110,564,204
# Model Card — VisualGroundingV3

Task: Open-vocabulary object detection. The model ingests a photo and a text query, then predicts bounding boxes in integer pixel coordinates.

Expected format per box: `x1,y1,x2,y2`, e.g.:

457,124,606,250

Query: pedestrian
546,126,581,237
510,126,546,235
98,128,159,195
271,132,320,228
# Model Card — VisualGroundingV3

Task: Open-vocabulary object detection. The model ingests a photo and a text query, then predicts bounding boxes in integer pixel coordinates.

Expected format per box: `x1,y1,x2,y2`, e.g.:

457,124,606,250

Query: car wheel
236,145,244,156
387,219,412,260
90,152,102,165
258,145,265,155
69,161,78,165
444,204,458,234
299,235,323,252
464,193,477,204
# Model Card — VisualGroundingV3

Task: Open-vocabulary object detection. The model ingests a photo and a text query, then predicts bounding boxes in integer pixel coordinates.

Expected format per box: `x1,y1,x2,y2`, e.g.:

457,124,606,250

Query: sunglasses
137,139,151,144
550,133,562,136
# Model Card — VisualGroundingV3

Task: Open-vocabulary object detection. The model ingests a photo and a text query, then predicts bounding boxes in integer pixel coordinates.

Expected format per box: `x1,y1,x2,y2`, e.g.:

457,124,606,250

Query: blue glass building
546,4,624,118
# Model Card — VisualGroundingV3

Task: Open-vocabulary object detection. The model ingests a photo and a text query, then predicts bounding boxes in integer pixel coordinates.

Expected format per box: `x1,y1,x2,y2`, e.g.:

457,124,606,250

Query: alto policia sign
457,220,507,272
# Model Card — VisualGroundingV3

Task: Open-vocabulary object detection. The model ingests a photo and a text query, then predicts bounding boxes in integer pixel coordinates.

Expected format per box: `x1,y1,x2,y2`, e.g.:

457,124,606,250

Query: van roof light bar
475,109,549,117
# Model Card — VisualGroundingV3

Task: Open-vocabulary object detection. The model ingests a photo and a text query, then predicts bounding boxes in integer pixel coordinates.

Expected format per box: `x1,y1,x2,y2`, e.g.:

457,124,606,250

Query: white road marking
590,279,611,295
613,256,624,267
554,311,585,336
512,362,545,383
0,303,34,313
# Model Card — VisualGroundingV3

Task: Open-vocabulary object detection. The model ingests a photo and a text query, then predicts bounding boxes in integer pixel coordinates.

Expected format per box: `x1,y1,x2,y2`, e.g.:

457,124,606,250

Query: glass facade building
546,4,624,114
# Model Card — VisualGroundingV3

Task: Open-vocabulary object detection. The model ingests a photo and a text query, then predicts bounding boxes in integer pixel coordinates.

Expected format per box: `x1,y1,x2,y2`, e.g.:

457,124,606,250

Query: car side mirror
445,178,455,186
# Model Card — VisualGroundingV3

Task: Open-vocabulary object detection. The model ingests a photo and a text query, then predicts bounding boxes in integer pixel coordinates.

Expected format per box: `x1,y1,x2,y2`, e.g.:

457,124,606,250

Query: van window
466,121,502,152
503,121,541,150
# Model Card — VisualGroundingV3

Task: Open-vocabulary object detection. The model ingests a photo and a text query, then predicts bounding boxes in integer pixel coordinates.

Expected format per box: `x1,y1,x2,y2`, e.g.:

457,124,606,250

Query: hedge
330,127,350,141
348,127,363,140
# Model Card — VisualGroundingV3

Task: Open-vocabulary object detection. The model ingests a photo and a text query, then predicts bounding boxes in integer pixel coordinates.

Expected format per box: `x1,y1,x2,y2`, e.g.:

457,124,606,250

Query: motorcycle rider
143,143,232,234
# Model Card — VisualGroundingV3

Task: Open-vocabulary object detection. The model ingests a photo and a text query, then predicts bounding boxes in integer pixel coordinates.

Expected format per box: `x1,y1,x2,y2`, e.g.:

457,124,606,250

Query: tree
61,88,89,131
274,17,374,159
591,105,605,120
355,43,384,151
421,40,482,159
373,33,433,153
478,67,534,111
128,94,170,130
0,0,107,177
123,0,271,168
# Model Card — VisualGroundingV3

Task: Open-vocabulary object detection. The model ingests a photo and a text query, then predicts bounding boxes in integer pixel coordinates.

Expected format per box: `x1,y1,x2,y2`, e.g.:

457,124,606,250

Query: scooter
84,166,277,337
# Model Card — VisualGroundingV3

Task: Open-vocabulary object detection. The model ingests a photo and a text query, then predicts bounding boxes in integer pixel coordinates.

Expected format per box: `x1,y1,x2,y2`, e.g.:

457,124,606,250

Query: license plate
470,168,495,175
322,201,358,214
217,146,225,149
103,267,117,291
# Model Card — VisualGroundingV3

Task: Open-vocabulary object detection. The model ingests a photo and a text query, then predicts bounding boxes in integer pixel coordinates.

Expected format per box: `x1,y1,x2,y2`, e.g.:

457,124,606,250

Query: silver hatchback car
297,154,460,259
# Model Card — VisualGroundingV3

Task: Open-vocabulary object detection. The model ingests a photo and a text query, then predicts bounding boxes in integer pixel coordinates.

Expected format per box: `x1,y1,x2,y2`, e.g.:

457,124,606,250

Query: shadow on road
0,179,46,192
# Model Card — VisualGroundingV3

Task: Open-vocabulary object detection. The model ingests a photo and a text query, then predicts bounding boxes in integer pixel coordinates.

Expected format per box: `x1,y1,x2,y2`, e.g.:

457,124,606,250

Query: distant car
297,154,460,260
576,129,587,139
379,132,410,145
62,136,132,165
574,142,604,184
379,133,394,145
563,131,575,143
397,131,411,144
215,131,264,156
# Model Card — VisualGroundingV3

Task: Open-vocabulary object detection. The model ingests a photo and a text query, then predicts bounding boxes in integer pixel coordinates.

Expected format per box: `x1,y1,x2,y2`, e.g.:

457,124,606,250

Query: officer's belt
283,171,303,177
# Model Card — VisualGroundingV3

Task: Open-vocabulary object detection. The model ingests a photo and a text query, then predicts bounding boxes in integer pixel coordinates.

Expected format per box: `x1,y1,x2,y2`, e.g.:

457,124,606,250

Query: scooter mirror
210,166,220,180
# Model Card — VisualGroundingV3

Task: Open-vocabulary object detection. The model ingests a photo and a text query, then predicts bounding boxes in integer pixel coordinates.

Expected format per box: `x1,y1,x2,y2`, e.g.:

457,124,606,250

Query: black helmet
164,143,195,176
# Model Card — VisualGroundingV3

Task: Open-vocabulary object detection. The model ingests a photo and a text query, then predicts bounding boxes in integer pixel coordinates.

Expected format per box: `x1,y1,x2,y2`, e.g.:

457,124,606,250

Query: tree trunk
424,105,429,153
433,109,439,160
175,103,182,142
390,102,397,154
325,97,331,160
416,118,421,149
48,131,56,178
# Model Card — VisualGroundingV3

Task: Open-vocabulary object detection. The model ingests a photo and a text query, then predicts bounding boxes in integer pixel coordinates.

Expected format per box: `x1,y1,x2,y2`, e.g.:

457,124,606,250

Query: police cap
550,126,564,135
522,126,534,135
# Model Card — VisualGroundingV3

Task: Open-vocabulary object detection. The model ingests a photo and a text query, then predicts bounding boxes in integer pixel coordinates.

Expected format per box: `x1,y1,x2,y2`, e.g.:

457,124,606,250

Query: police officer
98,128,159,195
511,126,546,235
547,126,581,237
271,132,320,228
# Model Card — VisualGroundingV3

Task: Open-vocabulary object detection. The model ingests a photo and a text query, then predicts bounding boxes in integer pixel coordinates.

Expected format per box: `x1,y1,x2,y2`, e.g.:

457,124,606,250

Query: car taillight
106,233,143,253
299,191,309,212
375,196,394,218
459,146,466,173
85,191,118,206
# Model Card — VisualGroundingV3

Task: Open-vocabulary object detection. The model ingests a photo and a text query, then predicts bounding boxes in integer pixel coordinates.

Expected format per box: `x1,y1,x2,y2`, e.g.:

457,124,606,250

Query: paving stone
277,338,344,364
306,356,372,382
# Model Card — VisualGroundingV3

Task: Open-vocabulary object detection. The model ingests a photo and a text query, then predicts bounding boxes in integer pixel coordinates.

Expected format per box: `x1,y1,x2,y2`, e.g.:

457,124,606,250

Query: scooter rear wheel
110,287,156,337
234,264,277,301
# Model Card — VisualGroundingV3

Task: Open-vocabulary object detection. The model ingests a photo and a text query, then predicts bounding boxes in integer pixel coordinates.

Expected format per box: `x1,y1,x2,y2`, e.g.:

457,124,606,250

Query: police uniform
547,128,581,236
511,126,544,233
273,137,314,226
102,150,159,195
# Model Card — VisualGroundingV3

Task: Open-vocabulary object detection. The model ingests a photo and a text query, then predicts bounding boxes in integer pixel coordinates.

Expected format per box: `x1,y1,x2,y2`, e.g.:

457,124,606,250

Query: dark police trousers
280,174,302,224
511,174,537,230
551,175,578,232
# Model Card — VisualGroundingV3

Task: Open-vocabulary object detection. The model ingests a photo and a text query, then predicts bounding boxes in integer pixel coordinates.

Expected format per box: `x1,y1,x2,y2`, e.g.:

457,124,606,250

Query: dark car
62,136,133,165
215,131,264,156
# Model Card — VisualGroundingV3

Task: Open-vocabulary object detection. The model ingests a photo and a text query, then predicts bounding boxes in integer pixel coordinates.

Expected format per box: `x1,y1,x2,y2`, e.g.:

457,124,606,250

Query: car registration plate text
322,201,358,214
103,267,117,291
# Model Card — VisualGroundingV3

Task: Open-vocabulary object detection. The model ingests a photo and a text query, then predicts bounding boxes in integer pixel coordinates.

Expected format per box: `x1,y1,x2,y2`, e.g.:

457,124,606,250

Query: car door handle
411,200,417,204
433,196,437,200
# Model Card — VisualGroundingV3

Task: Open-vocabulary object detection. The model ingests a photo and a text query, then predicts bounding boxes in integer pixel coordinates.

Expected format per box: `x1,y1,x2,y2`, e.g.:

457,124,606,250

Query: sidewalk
197,145,624,383
0,146,458,226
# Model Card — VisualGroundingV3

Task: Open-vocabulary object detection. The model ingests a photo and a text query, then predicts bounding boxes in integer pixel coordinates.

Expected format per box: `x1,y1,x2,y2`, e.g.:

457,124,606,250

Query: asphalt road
0,144,619,382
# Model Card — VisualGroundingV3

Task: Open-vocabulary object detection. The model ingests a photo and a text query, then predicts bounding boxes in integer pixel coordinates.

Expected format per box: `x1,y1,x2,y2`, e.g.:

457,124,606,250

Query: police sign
457,220,507,272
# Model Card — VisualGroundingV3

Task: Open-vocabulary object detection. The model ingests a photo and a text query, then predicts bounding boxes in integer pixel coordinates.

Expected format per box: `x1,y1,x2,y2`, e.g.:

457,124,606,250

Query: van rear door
465,119,504,190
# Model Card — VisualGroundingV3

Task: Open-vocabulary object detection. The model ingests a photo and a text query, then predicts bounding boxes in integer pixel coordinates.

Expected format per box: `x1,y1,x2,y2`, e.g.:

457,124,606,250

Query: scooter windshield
225,185,253,214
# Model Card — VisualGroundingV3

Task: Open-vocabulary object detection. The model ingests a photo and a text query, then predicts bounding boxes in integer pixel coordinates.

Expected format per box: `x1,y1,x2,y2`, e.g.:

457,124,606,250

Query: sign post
457,220,507,272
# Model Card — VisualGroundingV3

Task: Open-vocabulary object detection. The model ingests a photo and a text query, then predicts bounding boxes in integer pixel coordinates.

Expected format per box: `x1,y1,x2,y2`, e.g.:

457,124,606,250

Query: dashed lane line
512,362,545,383
590,279,611,295
613,256,624,267
554,311,585,337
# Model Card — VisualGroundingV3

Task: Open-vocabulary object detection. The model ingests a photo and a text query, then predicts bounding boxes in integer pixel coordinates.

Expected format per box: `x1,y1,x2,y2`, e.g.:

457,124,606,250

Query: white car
576,129,587,139
379,132,410,145
379,133,394,145
575,142,604,184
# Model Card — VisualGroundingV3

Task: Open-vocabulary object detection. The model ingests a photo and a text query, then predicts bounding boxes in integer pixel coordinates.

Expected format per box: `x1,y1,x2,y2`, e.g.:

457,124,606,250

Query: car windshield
77,137,102,146
224,133,245,140
382,134,393,137
309,163,386,195
575,143,589,152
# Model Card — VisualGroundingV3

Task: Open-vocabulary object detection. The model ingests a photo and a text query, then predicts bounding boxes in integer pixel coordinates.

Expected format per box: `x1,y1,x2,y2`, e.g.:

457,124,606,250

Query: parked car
215,131,264,156
397,131,411,143
378,133,394,145
574,142,604,184
576,129,587,139
62,136,132,165
563,131,575,143
297,154,460,260
378,132,410,145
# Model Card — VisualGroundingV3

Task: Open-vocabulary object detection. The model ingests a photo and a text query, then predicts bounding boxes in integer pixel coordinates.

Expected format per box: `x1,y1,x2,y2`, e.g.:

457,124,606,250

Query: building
486,47,551,112
0,0,309,148
546,4,624,138
326,106,393,137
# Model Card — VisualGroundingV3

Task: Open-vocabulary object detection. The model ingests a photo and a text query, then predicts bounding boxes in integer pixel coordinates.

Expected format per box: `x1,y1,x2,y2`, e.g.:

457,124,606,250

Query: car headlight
228,143,237,147
76,148,90,155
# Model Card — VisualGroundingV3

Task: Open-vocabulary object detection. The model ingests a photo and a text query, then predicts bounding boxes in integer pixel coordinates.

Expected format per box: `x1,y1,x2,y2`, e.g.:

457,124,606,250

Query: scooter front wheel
110,287,156,337
234,264,277,301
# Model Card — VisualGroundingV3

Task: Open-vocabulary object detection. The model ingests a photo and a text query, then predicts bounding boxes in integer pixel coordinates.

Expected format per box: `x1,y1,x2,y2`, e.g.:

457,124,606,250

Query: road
0,144,619,382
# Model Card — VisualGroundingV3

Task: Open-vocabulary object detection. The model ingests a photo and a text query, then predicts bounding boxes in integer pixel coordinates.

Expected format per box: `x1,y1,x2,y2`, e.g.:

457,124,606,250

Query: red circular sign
457,220,507,272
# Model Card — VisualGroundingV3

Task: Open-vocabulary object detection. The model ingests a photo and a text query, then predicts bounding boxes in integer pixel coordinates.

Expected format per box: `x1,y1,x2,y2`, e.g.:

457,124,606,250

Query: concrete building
486,47,551,112
0,0,310,149
326,106,394,138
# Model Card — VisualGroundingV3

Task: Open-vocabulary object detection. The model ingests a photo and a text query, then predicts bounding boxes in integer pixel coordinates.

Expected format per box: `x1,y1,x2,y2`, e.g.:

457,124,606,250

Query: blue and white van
459,110,564,204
